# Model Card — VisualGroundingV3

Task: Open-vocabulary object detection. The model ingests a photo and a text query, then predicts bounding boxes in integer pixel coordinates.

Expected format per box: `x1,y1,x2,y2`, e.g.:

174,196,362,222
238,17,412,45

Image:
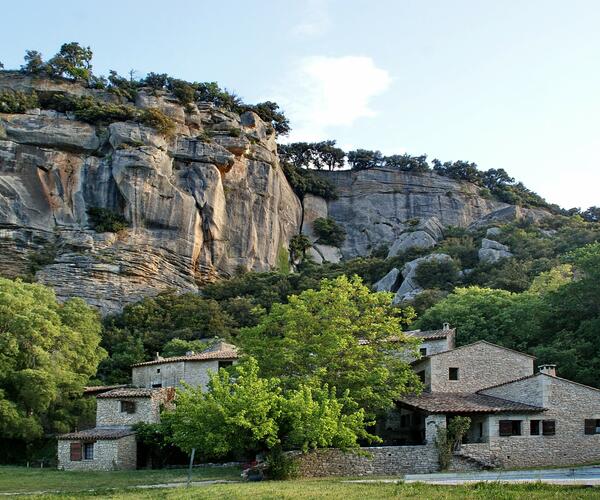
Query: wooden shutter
584,419,596,435
499,420,512,437
70,442,82,461
542,420,556,436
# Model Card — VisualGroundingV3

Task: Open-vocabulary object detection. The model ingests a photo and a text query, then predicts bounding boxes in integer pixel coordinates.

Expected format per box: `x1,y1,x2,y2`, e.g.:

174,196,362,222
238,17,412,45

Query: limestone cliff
0,75,302,313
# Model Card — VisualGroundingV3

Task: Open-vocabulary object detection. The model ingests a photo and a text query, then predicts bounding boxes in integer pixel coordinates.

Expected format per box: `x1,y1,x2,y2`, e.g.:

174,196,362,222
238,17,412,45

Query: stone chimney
442,322,451,331
185,350,195,356
539,364,557,377
154,352,162,361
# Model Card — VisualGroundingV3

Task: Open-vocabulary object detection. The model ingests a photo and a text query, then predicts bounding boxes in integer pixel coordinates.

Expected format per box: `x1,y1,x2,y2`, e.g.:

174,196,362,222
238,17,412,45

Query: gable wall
429,343,534,392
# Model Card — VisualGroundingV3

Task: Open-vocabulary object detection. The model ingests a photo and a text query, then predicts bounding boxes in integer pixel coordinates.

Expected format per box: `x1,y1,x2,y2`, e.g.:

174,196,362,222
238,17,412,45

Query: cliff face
0,75,302,313
305,168,549,258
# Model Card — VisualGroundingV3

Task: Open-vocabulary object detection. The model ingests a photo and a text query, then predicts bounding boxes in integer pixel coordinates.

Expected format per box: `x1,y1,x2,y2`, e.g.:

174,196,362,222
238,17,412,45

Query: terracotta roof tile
58,427,135,440
398,392,545,413
83,385,127,395
406,328,455,340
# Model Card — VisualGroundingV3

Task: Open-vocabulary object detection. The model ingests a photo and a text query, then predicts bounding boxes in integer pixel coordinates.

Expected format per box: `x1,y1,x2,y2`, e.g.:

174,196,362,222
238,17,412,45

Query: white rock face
301,194,328,242
478,238,513,264
308,243,342,264
0,78,302,313
373,268,400,292
393,253,452,304
486,227,502,237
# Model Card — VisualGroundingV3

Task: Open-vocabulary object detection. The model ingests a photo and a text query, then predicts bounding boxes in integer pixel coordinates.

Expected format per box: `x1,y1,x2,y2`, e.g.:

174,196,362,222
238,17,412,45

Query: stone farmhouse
58,327,600,474
57,341,238,470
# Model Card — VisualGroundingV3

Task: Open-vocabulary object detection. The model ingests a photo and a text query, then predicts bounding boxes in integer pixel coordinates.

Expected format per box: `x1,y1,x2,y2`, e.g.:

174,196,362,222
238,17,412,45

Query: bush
87,207,128,233
0,90,39,113
281,162,338,200
414,259,460,290
312,217,346,247
265,447,299,480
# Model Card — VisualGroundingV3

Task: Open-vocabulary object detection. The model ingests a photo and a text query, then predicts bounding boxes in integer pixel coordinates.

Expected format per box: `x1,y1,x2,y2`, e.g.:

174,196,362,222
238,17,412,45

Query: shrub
281,162,338,200
435,416,471,470
87,207,128,233
312,217,346,247
0,90,39,113
140,107,176,137
265,447,299,480
414,259,460,290
289,234,312,262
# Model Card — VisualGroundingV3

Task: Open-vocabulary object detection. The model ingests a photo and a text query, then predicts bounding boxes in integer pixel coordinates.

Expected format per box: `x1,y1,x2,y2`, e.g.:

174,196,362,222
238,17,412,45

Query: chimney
185,350,195,356
442,322,451,331
539,364,557,377
154,352,162,361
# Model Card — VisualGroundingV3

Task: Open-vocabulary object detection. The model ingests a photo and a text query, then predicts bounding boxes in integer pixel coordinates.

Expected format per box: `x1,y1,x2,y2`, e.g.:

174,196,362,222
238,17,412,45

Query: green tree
347,149,384,170
289,234,312,262
0,278,105,447
238,275,420,418
21,50,45,74
313,217,346,247
414,259,460,291
46,42,93,81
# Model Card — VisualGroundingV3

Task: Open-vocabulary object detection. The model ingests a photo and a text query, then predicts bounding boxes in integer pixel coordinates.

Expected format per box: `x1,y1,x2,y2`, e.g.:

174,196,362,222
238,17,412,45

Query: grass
1,474,599,500
0,465,240,494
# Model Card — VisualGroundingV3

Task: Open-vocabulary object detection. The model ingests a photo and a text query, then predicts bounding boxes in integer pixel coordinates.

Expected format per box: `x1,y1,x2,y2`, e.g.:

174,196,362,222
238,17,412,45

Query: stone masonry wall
294,445,439,477
58,435,136,471
430,342,534,392
478,375,600,468
96,392,165,426
132,360,219,390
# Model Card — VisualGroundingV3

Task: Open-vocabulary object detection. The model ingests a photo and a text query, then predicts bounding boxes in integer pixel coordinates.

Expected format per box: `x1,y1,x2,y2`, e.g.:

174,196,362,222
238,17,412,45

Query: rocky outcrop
316,169,510,258
0,77,301,313
478,238,513,264
392,253,452,303
373,267,400,292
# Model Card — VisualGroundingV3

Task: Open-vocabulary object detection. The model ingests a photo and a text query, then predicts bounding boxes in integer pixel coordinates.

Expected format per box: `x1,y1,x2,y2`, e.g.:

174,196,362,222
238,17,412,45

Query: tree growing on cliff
238,275,420,419
0,278,105,452
46,42,93,81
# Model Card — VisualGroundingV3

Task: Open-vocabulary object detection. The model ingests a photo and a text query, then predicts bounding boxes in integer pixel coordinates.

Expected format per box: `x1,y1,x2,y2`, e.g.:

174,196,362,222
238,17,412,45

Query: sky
2,0,599,209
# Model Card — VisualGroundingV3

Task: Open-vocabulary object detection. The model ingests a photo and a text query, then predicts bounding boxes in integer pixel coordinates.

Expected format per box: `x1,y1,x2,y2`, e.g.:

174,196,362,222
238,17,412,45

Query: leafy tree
347,149,384,170
164,358,374,459
250,101,290,136
160,338,215,357
280,161,338,200
279,141,345,171
384,154,430,173
21,50,45,74
313,217,346,247
143,72,169,91
289,234,312,262
414,259,461,291
46,42,93,81
238,275,420,418
0,278,105,449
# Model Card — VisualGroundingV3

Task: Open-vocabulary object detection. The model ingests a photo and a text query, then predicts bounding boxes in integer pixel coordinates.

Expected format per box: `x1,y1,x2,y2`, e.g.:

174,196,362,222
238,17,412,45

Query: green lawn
0,465,241,494
1,473,599,500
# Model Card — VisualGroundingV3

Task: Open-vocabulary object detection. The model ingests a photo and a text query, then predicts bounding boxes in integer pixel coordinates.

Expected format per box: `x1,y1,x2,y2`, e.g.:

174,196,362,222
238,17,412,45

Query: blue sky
2,0,599,209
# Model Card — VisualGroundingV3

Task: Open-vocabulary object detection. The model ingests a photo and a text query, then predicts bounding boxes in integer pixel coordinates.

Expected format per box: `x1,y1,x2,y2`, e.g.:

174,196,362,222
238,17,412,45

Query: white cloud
274,55,392,142
292,0,331,39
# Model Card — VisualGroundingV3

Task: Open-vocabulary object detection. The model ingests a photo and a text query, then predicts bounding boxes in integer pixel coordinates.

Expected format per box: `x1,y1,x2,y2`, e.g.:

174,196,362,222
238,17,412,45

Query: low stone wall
293,445,439,477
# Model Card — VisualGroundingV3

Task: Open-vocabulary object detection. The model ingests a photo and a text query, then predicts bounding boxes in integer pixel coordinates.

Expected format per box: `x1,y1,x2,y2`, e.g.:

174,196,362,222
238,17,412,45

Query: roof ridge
477,373,538,391
425,340,536,359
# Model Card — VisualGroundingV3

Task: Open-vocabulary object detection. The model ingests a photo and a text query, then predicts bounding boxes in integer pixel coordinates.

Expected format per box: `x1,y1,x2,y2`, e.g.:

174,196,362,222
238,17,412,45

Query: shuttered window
530,420,540,435
499,420,521,436
70,442,82,461
542,420,556,436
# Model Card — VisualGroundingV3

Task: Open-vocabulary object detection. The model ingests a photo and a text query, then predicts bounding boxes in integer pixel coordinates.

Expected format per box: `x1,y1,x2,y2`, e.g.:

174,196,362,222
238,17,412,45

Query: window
449,367,459,380
584,419,600,435
120,400,136,414
219,360,233,370
499,420,521,436
530,420,540,435
156,368,160,373
417,370,426,383
542,420,556,436
419,348,427,357
152,383,162,388
83,442,94,460
70,442,82,461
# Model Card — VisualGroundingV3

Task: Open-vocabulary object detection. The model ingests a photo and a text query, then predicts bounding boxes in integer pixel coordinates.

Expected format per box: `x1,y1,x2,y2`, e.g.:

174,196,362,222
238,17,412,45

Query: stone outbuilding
57,341,238,471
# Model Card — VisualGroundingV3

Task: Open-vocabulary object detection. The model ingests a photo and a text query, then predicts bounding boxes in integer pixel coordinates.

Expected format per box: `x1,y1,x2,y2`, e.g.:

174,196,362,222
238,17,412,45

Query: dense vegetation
1,42,290,136
0,279,104,463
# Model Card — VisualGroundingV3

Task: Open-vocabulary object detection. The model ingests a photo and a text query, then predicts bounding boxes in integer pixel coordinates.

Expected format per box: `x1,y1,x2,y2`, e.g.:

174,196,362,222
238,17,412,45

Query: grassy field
1,469,599,500
0,465,240,494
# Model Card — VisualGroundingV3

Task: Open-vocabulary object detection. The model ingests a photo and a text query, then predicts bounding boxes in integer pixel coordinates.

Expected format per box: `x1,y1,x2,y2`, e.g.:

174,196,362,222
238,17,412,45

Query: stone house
57,341,238,471
297,325,600,476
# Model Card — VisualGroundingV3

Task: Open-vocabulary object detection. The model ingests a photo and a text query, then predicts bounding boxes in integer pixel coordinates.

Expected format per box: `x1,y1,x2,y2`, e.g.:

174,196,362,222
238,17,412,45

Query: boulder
478,238,513,264
308,243,342,264
387,230,437,258
373,268,400,292
486,227,502,237
417,216,445,240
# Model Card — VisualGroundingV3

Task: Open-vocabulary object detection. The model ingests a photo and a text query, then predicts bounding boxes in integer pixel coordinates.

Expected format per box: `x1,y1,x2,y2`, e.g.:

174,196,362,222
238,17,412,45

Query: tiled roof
131,341,239,368
406,328,455,341
83,384,127,395
58,427,135,440
398,392,545,414
96,388,156,399
479,372,600,394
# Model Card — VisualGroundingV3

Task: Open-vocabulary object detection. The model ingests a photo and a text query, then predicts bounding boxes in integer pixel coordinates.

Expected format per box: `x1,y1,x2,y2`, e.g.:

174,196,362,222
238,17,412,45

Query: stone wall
294,445,440,477
429,342,534,392
96,392,164,426
57,435,136,471
132,360,219,390
478,375,600,468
